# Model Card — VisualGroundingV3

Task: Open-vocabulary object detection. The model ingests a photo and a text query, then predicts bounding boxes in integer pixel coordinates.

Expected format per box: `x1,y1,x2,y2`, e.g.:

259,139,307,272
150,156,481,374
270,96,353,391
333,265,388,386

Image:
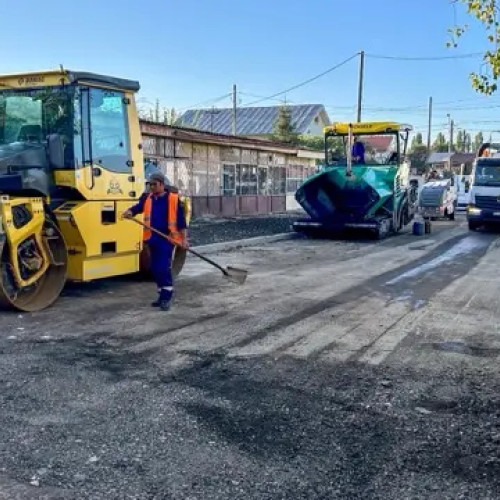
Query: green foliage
272,105,299,144
296,134,324,151
138,98,178,125
163,108,178,125
409,132,428,170
448,0,500,94
410,132,424,151
473,131,484,150
455,129,472,151
409,144,429,172
432,132,449,152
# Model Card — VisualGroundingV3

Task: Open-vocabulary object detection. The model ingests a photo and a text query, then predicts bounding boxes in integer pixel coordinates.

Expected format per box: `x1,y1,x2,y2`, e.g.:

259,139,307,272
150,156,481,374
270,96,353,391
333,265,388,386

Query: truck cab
467,147,500,230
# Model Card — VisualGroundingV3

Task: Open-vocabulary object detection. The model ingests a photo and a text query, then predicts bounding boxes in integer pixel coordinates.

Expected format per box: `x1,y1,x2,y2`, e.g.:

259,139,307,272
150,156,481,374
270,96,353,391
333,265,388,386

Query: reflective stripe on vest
142,192,183,245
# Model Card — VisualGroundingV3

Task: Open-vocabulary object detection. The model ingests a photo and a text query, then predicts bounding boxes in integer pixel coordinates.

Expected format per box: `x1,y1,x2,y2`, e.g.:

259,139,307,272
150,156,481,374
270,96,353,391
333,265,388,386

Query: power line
365,52,483,61
177,93,232,112
238,91,293,104
243,53,360,106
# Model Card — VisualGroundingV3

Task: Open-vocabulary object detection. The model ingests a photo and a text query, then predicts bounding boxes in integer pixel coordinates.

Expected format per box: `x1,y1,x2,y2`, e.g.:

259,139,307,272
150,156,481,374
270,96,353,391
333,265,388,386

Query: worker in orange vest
123,172,188,311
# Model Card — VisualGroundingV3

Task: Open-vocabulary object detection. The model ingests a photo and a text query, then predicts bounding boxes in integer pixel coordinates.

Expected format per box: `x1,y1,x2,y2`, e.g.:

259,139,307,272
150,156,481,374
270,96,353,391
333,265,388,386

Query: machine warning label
107,179,123,195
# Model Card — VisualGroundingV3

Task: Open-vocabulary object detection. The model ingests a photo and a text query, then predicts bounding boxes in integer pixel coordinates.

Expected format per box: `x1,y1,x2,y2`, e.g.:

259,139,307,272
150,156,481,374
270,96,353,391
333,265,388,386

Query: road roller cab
0,69,190,311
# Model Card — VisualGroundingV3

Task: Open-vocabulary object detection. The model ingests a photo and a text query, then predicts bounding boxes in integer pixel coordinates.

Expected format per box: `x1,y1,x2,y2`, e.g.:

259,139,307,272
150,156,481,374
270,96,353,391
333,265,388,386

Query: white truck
467,143,500,231
455,164,472,212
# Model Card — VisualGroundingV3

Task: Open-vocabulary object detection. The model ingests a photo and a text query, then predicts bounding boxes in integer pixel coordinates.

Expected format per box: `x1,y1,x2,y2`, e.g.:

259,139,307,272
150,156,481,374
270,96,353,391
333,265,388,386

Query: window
237,164,257,195
258,166,268,195
270,166,286,194
222,164,236,195
286,165,305,194
88,88,131,172
0,86,76,168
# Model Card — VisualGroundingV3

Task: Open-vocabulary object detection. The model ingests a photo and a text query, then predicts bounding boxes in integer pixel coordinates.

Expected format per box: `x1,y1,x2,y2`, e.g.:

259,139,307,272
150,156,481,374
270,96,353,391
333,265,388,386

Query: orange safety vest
143,192,183,245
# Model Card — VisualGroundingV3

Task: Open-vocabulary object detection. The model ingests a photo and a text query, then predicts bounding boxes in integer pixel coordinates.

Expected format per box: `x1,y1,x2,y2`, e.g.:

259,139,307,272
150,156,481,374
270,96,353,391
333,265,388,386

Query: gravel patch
188,213,303,247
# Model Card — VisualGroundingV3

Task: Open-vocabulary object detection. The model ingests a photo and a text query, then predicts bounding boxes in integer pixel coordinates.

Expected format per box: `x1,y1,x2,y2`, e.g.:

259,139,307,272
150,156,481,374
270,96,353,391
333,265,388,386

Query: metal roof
426,152,475,164
427,152,453,164
176,104,329,135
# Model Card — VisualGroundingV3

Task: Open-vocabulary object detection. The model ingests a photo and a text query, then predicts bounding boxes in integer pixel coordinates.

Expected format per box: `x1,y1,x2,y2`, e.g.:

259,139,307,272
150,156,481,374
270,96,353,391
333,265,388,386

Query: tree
454,130,473,152
473,131,484,151
448,0,500,94
272,105,299,144
456,130,466,152
410,132,424,151
137,99,179,125
409,145,429,172
163,108,178,125
296,135,324,151
432,132,449,152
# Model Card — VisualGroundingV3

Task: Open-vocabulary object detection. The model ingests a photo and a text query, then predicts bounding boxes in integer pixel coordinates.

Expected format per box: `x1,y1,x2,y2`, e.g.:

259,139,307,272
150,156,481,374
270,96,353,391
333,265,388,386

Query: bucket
413,221,424,235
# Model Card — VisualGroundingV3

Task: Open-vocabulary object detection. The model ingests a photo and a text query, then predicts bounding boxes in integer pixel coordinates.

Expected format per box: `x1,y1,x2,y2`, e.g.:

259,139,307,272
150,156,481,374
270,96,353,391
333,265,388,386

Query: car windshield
474,160,500,186
325,133,398,166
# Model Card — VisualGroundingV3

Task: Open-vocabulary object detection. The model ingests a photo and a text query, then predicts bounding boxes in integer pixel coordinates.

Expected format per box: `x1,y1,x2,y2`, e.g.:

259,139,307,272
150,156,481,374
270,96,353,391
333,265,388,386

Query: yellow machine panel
54,200,143,281
324,121,413,135
0,196,50,287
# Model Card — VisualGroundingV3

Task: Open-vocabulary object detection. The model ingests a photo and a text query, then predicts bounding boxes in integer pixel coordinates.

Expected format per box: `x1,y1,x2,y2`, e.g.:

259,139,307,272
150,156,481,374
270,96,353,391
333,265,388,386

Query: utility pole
232,84,237,135
450,119,454,152
357,51,365,122
447,114,452,153
427,96,432,151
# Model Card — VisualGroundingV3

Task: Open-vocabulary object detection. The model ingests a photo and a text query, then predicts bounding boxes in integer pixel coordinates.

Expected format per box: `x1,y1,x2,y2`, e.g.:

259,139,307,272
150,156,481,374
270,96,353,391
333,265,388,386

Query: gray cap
148,171,165,184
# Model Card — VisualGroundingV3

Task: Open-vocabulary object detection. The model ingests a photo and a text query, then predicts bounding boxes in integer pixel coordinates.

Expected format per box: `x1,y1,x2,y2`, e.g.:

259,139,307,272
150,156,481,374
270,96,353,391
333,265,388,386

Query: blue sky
1,0,499,141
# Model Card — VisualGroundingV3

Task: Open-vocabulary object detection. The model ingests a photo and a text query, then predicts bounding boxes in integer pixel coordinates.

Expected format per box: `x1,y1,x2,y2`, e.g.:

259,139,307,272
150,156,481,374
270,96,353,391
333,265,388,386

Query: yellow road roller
0,69,190,311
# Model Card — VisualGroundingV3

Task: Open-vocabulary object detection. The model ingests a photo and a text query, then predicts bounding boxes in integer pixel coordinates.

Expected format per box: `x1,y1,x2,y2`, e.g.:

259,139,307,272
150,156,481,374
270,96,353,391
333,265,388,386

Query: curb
191,232,299,254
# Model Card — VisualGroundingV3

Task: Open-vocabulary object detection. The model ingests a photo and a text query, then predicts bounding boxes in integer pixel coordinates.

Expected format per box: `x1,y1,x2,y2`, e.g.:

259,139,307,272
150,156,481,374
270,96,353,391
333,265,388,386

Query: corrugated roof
427,152,453,164
451,152,475,163
175,104,329,135
427,152,475,164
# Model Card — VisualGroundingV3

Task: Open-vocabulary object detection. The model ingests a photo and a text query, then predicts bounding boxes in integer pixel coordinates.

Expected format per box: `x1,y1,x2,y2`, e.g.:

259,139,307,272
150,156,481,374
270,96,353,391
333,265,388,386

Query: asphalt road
1,216,500,499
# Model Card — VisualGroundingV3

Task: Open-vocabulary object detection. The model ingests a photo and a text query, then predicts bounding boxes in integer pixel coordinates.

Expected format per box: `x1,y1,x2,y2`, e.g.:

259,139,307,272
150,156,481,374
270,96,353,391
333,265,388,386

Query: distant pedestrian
122,172,188,311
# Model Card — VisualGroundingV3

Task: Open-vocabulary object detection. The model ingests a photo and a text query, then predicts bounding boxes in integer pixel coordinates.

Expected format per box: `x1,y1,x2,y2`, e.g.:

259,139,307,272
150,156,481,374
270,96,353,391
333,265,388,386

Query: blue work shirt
352,141,365,164
129,191,187,245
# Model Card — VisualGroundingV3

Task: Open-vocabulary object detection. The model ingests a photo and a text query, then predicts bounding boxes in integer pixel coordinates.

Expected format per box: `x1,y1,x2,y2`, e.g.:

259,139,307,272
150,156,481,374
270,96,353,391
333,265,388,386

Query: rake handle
128,217,229,276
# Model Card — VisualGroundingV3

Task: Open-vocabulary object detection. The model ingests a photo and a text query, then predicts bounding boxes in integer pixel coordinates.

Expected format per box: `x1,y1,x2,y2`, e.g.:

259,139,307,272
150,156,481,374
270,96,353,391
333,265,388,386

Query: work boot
159,299,171,311
151,298,161,307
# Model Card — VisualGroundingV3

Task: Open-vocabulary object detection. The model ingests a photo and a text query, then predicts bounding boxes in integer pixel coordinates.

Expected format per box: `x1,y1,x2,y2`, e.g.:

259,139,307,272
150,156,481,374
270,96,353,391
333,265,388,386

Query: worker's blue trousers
148,239,174,302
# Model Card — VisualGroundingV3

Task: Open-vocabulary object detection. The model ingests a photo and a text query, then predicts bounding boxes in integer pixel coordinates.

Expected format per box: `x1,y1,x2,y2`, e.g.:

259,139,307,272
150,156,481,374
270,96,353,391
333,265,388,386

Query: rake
129,218,248,284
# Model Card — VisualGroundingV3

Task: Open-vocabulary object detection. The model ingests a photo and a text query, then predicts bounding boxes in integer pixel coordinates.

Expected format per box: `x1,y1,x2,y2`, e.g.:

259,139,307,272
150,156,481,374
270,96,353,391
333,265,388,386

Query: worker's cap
148,172,166,184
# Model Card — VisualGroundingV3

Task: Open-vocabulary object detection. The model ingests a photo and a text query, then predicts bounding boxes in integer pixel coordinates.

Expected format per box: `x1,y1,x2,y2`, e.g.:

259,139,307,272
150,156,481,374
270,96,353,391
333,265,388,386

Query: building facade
426,152,475,174
140,121,321,217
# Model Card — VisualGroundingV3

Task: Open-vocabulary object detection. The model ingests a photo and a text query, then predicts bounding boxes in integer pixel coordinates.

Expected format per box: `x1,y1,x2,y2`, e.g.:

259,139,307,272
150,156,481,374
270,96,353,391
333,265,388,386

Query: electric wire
242,53,360,106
